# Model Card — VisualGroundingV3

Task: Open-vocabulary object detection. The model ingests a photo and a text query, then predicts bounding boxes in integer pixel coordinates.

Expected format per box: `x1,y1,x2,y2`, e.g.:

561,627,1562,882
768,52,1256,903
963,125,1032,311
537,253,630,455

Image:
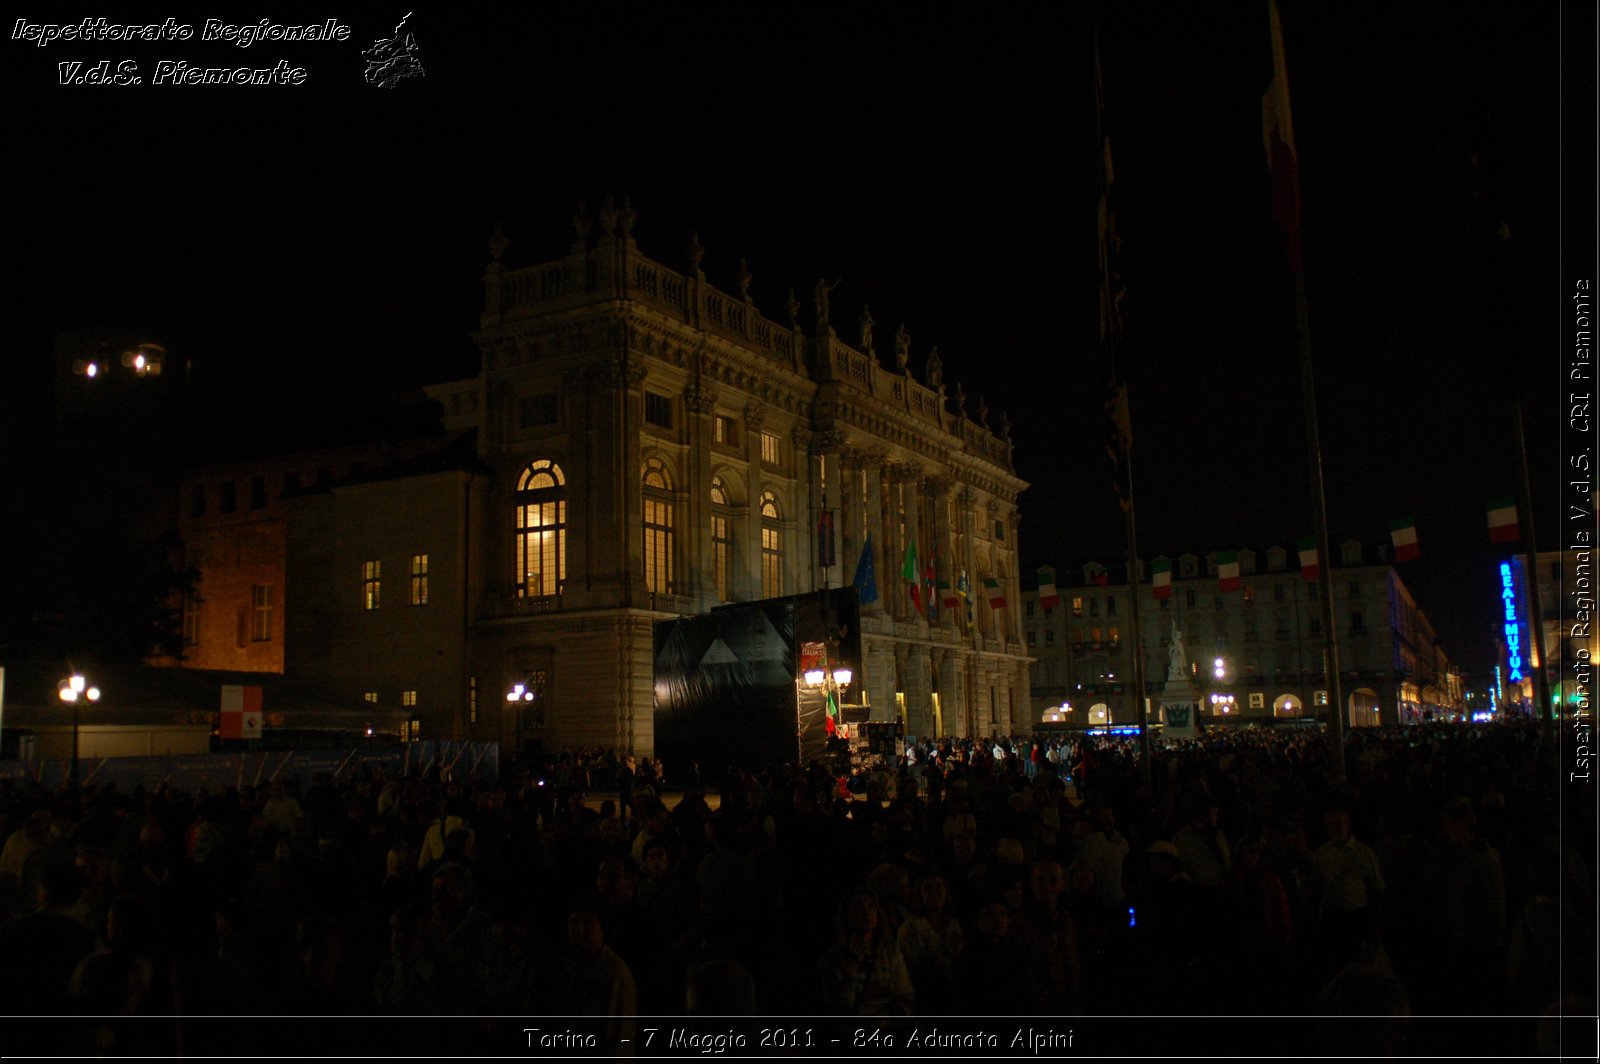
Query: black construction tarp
652,588,860,783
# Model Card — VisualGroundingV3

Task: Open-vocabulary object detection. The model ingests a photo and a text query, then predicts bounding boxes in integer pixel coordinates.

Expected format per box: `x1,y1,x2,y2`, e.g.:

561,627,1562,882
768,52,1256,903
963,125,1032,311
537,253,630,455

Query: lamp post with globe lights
57,673,100,784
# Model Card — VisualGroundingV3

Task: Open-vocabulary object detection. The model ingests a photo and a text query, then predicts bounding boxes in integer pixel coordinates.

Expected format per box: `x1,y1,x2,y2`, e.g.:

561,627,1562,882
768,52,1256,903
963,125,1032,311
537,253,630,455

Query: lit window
363,561,381,610
645,391,673,428
1071,597,1084,617
760,431,780,465
643,458,675,594
515,460,566,597
252,584,273,641
182,596,200,646
714,415,738,446
401,690,417,707
469,676,478,724
410,554,429,606
760,491,782,598
1108,626,1120,646
363,691,378,704
1249,692,1266,709
1314,689,1329,706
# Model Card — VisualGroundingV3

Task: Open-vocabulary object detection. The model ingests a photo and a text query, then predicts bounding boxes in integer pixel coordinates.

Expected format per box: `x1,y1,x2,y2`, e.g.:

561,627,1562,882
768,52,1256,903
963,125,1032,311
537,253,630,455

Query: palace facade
284,202,1033,757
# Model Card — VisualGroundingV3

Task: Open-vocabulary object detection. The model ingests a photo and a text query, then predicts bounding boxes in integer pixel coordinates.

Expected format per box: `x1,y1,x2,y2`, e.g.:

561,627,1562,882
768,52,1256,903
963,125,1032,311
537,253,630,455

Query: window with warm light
760,491,782,598
515,459,565,598
251,584,272,641
759,431,780,466
714,415,738,446
401,690,417,707
643,458,675,594
409,554,429,606
363,691,378,704
363,561,381,610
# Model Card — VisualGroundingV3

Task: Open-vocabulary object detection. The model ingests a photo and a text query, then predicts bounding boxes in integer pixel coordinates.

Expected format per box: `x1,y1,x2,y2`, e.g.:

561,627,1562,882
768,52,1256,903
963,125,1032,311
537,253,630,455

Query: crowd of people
0,719,1590,1054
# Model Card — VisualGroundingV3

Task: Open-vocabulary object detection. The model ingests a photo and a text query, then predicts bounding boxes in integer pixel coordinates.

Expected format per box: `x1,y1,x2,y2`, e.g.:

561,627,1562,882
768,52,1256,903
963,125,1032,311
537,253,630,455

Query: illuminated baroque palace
284,201,1032,757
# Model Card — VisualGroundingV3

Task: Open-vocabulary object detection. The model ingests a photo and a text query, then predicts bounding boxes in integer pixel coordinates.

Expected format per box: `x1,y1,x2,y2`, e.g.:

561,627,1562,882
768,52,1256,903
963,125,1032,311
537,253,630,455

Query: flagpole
1095,29,1151,786
1265,0,1344,780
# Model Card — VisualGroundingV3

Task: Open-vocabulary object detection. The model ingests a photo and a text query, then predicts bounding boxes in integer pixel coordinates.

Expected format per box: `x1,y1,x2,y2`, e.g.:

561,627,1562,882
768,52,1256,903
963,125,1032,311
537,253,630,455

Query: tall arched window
643,458,675,594
515,459,565,597
710,475,732,602
760,491,782,599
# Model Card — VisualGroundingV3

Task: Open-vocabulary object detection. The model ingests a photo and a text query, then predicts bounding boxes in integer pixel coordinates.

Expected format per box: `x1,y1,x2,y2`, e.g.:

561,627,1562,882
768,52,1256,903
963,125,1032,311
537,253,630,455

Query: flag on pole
1297,536,1319,581
1151,558,1172,600
957,569,973,623
1096,34,1134,515
983,576,1007,610
923,559,937,619
939,579,960,610
816,510,836,568
1487,496,1520,543
853,533,879,605
1263,0,1303,274
1390,518,1420,562
1037,566,1061,609
220,684,263,740
1092,570,1110,588
1217,551,1242,592
1104,380,1133,512
902,536,922,613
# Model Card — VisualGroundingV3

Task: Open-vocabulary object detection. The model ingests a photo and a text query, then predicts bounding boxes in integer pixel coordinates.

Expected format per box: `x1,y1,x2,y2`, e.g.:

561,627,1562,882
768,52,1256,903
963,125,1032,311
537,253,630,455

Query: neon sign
1499,561,1524,683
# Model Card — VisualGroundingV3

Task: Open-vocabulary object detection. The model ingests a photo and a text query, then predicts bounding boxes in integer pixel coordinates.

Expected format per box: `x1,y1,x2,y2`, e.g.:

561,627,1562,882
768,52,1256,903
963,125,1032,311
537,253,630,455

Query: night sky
6,5,1591,674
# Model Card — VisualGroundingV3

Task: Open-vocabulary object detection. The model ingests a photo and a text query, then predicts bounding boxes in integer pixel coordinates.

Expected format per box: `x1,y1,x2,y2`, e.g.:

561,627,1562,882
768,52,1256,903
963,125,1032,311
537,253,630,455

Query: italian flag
983,576,1007,609
938,579,960,609
825,687,839,736
1487,496,1520,544
1217,550,1241,592
1151,558,1172,600
902,537,921,612
1037,566,1061,608
1297,536,1319,581
1390,518,1420,562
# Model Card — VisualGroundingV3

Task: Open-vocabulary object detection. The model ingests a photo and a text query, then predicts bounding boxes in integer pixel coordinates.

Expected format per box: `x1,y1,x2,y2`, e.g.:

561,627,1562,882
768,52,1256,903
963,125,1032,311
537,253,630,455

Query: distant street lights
56,673,100,784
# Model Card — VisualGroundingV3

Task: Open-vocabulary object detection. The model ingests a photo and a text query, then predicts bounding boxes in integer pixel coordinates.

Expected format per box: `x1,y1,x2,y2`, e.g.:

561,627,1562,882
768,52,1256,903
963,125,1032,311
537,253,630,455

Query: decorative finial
954,381,967,416
687,231,705,271
736,258,753,301
488,221,508,264
599,194,619,236
977,394,989,425
619,195,637,237
999,411,1012,441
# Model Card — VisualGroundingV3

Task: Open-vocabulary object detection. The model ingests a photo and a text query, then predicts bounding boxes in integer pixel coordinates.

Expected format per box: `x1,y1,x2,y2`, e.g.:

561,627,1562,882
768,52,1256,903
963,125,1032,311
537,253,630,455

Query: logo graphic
363,12,424,88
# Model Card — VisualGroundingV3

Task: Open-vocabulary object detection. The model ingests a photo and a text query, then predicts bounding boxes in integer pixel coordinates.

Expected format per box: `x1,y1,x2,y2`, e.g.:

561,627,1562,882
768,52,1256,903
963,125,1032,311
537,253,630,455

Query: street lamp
56,673,100,784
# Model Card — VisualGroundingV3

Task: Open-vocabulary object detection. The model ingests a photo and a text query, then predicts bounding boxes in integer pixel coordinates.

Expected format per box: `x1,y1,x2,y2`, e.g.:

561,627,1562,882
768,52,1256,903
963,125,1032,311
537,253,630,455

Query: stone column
684,381,717,606
902,463,926,627
743,403,766,597
863,452,887,615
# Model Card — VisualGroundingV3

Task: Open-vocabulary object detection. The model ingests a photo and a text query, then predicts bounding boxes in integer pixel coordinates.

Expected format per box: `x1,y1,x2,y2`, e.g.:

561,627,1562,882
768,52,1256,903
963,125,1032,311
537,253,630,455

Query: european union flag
853,532,879,605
